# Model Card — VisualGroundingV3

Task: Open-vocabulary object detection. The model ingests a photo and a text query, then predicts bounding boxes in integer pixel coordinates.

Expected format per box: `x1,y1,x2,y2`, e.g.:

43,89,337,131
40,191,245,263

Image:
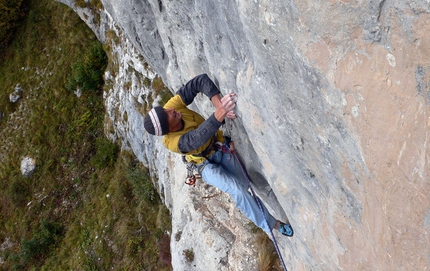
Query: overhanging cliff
57,0,430,270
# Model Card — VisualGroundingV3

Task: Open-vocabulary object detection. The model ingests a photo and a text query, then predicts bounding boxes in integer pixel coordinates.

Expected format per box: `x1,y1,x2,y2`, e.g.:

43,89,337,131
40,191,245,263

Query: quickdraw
182,156,200,186
186,175,197,186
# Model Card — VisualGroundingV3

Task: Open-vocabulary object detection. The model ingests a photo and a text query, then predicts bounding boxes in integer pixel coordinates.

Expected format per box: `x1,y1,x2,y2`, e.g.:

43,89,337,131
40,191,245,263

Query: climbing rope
182,142,288,270
228,142,288,271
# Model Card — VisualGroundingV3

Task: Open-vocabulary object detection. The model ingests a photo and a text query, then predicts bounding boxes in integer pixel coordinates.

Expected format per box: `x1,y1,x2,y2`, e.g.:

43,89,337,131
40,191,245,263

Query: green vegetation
247,222,282,271
254,228,282,271
182,248,194,262
153,75,173,105
91,137,120,169
0,0,171,270
66,41,107,94
0,0,26,54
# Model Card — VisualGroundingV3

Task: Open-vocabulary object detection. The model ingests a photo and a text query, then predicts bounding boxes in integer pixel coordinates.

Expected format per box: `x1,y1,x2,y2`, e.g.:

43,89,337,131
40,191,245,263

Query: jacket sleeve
177,74,220,105
178,114,223,153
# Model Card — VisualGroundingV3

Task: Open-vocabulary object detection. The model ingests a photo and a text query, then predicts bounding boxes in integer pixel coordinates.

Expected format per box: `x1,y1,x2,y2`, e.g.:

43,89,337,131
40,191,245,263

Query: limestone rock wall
57,0,430,270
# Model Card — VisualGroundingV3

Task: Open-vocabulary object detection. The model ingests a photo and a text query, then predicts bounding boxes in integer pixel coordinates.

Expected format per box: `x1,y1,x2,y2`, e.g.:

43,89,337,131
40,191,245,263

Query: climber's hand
226,110,236,119
220,93,237,112
214,93,238,122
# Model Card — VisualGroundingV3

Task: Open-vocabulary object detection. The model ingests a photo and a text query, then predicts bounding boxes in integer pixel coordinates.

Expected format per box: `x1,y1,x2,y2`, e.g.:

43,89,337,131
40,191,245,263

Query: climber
143,74,293,237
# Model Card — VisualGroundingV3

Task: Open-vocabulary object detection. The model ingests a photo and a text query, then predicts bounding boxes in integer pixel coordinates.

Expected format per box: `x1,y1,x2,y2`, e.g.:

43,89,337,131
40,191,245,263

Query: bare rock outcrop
20,156,36,178
57,0,430,270
9,84,23,103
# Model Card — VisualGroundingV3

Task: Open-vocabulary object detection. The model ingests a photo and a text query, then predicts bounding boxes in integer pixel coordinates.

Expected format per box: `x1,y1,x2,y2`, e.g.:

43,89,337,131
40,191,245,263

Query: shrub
254,229,282,271
66,42,107,94
126,166,158,205
9,178,30,206
0,0,26,55
74,0,87,8
91,137,119,169
182,248,194,262
20,219,63,264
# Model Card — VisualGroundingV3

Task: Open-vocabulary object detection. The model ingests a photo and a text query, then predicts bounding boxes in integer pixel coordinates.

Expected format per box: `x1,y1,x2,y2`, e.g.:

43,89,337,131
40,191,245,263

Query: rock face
57,0,430,270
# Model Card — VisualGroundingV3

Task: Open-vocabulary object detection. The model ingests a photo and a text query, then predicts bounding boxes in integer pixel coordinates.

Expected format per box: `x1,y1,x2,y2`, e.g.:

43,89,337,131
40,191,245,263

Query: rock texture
57,0,430,270
20,156,36,178
9,84,23,103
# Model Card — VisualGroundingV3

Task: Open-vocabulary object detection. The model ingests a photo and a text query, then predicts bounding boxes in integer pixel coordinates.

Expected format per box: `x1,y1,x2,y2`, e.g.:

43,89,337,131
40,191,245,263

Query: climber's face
165,108,183,132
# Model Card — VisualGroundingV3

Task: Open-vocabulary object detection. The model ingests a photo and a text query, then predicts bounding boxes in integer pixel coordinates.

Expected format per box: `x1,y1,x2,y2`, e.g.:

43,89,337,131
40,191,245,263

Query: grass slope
0,1,171,270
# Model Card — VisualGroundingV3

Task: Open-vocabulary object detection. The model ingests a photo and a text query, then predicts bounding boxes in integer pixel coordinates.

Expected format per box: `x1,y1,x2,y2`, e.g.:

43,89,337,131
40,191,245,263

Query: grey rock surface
20,156,36,178
57,0,430,270
9,84,23,103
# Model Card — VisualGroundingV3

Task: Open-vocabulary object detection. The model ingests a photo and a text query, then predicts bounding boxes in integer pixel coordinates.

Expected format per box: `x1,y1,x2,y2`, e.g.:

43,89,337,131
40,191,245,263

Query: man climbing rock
144,74,293,237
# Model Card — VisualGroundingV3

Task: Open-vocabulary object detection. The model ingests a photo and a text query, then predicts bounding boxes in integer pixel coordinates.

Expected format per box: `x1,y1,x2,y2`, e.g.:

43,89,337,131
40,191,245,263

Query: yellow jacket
162,94,224,164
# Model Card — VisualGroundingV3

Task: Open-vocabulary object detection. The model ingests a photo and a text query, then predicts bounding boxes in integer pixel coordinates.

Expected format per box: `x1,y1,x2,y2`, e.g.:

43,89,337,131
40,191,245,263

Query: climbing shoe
279,222,294,237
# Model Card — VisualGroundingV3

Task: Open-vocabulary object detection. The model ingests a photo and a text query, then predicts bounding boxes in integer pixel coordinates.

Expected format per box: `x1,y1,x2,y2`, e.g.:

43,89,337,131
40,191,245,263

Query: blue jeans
197,148,277,233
